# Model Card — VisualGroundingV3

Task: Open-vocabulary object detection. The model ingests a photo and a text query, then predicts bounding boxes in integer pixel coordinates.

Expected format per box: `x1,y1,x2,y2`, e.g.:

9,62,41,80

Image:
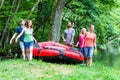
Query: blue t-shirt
16,26,25,42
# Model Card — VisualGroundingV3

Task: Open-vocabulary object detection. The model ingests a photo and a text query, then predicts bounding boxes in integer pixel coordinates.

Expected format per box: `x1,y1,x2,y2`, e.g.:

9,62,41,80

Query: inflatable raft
33,41,84,63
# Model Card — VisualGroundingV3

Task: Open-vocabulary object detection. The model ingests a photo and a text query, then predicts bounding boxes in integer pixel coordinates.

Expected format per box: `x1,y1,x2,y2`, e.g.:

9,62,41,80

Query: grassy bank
0,59,120,80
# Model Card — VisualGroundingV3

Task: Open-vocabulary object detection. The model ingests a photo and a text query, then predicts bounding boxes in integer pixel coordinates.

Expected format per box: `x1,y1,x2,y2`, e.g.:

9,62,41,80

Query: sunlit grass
0,59,120,80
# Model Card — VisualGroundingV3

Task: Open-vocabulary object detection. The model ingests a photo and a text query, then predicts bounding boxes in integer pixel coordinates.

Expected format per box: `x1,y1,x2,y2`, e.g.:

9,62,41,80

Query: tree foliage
63,0,120,47
0,0,120,62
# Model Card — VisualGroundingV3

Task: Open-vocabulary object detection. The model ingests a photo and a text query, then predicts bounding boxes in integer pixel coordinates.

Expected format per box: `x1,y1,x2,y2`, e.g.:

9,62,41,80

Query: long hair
26,20,32,28
81,28,86,35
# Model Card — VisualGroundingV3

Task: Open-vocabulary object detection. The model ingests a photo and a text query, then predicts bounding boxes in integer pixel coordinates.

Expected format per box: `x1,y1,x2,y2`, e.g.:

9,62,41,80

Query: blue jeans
84,47,94,58
24,41,34,49
79,47,84,55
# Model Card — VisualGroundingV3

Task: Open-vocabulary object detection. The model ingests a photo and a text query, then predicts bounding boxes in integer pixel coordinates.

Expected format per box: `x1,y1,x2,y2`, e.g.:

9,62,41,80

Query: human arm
62,36,66,42
32,36,37,44
62,31,66,42
70,29,75,44
75,42,79,47
93,34,97,54
93,34,96,49
15,28,25,43
75,35,80,47
10,33,18,44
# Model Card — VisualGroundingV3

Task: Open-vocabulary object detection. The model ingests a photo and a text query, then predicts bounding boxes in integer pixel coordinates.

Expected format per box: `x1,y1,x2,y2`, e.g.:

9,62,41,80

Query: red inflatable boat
33,41,84,63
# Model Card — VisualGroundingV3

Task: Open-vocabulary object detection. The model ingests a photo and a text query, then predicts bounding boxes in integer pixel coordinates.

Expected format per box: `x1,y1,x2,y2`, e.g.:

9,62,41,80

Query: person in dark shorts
16,20,37,61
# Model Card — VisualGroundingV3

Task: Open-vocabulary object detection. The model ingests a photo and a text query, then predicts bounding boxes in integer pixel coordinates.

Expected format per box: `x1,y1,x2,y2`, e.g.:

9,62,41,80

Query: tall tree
0,0,16,48
25,0,40,20
0,0,4,11
49,0,70,42
0,0,21,51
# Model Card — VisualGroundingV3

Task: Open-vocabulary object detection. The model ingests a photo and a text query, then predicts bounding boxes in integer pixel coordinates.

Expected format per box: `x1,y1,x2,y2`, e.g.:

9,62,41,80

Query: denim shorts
24,41,34,49
79,47,84,55
84,47,94,58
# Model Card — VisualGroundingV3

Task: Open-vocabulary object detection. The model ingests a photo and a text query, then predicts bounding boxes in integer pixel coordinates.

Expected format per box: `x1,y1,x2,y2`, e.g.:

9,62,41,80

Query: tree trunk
49,0,69,42
35,0,53,41
15,0,21,13
0,0,16,47
0,0,4,11
0,0,21,49
25,0,40,20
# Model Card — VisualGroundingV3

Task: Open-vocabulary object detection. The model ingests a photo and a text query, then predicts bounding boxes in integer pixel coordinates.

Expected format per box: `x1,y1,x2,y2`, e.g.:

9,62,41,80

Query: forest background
0,0,120,69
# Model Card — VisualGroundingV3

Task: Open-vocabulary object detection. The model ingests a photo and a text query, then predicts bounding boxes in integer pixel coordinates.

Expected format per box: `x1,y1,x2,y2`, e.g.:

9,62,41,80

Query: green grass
0,59,120,80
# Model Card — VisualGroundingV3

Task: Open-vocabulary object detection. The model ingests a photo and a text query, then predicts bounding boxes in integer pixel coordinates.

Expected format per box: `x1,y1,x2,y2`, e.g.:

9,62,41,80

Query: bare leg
86,58,89,66
26,49,30,60
29,46,33,61
22,50,25,60
89,57,92,67
19,41,26,60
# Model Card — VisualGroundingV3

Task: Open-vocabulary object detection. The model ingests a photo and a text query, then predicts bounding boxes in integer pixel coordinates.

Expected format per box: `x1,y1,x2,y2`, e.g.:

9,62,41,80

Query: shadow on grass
33,56,83,65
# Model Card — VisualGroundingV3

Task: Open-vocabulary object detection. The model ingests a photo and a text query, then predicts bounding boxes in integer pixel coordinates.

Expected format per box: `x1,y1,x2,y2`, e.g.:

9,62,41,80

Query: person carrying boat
75,28,86,64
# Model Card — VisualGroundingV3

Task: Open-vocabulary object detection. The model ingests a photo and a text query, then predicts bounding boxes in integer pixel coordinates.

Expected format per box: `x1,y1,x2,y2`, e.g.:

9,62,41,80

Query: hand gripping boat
33,41,84,63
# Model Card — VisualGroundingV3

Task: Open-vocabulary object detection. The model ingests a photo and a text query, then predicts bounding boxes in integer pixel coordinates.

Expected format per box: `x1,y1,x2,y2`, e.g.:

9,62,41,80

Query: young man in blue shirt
10,19,26,60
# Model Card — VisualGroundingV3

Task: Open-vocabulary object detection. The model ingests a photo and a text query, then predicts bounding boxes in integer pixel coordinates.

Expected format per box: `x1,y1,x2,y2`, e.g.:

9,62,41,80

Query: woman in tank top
16,20,37,61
